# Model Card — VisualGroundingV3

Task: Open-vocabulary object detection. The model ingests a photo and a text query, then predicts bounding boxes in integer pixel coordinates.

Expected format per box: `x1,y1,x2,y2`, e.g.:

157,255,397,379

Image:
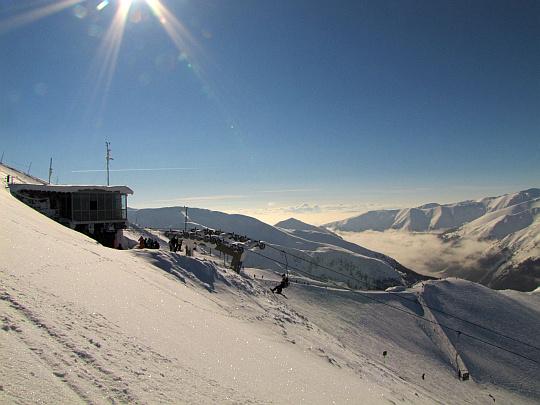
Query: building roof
9,184,134,195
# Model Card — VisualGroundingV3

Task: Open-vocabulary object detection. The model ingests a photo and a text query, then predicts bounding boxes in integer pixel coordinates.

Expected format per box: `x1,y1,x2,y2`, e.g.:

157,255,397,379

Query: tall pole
184,206,188,231
48,158,53,184
456,331,461,378
106,142,113,186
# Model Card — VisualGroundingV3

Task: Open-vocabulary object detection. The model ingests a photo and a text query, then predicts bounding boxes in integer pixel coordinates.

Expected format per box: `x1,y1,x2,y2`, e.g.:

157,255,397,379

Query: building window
71,192,128,223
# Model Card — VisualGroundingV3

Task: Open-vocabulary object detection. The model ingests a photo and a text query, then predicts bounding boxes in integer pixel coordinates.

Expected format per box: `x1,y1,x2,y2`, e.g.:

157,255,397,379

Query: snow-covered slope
128,207,429,290
325,189,540,291
1,168,539,404
442,195,540,291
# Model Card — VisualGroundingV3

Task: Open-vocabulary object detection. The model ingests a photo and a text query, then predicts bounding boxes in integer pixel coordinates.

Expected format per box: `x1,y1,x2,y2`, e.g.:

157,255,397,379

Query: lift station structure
165,228,266,272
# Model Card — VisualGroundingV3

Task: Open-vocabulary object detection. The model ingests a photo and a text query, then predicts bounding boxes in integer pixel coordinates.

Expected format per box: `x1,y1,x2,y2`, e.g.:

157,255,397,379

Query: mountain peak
274,217,319,231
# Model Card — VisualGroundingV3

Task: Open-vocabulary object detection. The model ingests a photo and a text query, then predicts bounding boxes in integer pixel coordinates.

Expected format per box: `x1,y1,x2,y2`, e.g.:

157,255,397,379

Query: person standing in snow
169,236,178,252
138,236,146,249
271,274,289,294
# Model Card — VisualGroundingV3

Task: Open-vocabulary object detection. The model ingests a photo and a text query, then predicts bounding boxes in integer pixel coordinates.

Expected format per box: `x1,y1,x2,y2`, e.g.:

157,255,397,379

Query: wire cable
262,242,540,352
133,225,540,363
250,248,540,365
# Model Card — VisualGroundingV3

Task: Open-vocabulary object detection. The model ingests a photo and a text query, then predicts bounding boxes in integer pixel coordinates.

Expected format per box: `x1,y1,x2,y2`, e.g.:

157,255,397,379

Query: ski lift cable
249,249,540,364
261,242,540,352
131,226,539,355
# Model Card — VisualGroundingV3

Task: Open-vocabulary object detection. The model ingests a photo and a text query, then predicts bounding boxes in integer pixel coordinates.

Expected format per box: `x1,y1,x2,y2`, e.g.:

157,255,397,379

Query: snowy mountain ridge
128,206,430,290
324,189,540,291
325,188,540,233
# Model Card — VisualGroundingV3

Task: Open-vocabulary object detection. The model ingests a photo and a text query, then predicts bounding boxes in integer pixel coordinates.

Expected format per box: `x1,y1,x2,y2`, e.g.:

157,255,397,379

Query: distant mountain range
324,189,540,291
127,207,431,290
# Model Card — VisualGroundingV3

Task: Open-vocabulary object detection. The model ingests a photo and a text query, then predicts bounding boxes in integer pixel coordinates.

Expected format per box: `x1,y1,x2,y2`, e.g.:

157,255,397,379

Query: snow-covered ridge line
325,188,540,233
1,161,48,185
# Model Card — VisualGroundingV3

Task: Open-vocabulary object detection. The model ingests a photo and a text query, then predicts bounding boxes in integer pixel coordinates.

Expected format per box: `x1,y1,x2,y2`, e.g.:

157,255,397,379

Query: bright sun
0,0,208,115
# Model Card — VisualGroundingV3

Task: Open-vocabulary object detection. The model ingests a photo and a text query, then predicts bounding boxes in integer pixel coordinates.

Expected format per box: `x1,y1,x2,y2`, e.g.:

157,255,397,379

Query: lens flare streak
0,0,86,35
97,1,110,11
141,0,230,128
143,0,206,74
90,0,132,102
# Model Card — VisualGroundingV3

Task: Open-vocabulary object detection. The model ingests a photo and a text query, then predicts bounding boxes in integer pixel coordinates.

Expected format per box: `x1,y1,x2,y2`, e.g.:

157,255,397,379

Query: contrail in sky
72,168,201,173
154,195,247,202
258,189,321,193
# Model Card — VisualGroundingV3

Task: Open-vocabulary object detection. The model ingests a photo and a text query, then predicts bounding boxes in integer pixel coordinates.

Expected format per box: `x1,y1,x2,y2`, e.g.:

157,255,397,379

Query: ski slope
1,168,539,404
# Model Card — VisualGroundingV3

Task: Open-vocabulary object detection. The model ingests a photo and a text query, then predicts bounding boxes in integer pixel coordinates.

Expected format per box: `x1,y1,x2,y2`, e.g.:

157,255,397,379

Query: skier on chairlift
271,274,289,294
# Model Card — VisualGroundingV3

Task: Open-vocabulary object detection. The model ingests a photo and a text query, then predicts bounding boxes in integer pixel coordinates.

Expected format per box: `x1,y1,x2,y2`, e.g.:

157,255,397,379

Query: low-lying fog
338,230,492,278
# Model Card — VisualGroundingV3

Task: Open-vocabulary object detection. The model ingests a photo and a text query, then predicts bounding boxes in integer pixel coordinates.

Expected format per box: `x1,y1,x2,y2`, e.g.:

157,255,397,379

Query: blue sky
1,0,538,224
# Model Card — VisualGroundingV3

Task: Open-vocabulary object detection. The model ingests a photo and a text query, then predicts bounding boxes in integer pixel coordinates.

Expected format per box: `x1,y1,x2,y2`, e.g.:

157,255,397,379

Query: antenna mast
48,158,53,184
106,142,113,186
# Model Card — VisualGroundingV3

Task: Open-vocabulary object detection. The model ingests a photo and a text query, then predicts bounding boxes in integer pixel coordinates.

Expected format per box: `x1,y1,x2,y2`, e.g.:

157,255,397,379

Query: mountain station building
9,183,133,248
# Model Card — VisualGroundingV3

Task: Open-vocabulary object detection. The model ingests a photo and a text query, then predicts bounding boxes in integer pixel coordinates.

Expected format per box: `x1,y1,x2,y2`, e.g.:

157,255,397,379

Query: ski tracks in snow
0,275,260,405
1,284,138,404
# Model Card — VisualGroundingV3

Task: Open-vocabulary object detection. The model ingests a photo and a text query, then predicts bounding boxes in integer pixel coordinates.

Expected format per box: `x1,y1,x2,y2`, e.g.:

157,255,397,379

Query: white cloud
235,203,394,226
337,230,493,277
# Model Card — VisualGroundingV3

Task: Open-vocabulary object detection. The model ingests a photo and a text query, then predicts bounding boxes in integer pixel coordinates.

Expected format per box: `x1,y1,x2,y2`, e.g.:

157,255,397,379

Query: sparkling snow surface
1,167,539,404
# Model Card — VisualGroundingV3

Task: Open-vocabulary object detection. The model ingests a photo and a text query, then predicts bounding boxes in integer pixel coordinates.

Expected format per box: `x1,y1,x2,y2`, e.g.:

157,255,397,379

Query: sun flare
0,0,214,130
0,0,86,35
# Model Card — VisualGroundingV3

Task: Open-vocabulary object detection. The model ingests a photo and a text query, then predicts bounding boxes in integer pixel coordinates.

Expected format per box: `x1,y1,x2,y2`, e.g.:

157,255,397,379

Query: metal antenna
48,158,53,184
106,142,113,186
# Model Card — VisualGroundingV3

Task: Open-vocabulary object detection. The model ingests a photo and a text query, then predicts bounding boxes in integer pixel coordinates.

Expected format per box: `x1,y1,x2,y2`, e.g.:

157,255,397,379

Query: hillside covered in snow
325,189,540,291
128,206,429,290
2,164,540,404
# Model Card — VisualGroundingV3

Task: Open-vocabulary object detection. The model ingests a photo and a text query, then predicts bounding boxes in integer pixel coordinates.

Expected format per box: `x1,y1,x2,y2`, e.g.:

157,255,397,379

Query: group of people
168,235,182,252
138,235,184,252
138,236,160,249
